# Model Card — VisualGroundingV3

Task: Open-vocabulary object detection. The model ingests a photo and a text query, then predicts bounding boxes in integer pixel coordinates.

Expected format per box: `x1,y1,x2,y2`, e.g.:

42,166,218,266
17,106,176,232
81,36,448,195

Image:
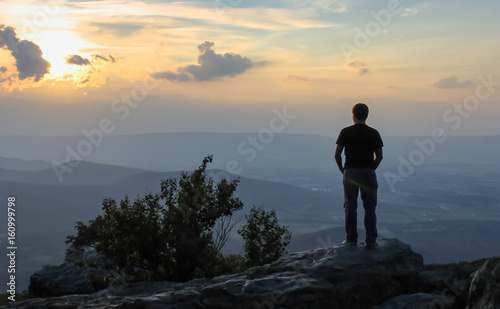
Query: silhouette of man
335,103,383,249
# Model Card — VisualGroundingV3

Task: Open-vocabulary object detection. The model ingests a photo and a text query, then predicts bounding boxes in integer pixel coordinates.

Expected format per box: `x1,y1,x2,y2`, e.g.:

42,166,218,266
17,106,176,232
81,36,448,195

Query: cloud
66,54,91,66
345,59,369,77
63,53,117,87
400,8,419,17
0,66,7,73
346,60,366,68
284,75,312,82
432,76,474,89
66,53,117,66
152,41,266,82
152,71,191,82
89,22,144,37
282,74,333,84
290,0,348,14
93,54,116,63
358,68,369,76
0,24,51,82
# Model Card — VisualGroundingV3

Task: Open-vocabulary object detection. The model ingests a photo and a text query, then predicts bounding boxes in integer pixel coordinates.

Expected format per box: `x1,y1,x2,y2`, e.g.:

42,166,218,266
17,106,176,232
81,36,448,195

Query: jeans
343,168,378,243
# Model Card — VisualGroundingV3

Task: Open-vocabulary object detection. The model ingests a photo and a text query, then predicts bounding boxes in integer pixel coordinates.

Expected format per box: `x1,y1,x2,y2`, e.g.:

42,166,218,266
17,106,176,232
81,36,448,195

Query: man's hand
335,144,344,174
373,147,383,170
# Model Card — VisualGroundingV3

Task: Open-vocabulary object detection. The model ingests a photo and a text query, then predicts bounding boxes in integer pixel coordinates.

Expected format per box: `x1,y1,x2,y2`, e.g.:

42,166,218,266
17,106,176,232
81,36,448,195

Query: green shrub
238,206,292,267
66,155,243,282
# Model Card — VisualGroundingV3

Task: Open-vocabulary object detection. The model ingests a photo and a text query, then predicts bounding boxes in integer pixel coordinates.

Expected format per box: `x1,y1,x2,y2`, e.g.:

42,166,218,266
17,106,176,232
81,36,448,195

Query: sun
36,30,94,79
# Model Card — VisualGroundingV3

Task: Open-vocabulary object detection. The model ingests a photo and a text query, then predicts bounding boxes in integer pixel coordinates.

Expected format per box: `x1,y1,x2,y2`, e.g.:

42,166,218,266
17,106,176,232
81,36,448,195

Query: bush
238,206,292,267
66,155,243,282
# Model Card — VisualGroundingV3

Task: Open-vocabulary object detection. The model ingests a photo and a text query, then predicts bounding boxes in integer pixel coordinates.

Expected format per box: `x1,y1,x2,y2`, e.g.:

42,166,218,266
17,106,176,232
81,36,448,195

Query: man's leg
360,169,378,244
343,169,359,243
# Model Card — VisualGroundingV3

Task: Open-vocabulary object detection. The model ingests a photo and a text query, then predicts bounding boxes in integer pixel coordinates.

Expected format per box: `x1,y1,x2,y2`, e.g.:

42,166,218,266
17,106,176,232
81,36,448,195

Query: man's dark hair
352,103,369,121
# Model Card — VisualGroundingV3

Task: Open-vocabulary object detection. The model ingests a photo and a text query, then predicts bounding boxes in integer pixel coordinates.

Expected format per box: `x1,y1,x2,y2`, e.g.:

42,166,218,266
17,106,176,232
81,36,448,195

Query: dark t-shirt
336,124,384,169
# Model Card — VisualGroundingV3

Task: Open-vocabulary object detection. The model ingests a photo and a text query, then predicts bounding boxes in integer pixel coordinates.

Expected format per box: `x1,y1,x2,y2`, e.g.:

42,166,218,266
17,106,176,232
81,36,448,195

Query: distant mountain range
0,161,147,186
0,157,51,172
0,133,498,176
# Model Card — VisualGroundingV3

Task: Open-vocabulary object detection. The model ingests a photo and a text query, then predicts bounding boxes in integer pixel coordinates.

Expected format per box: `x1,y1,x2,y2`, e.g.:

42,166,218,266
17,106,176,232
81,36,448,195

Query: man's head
352,103,369,121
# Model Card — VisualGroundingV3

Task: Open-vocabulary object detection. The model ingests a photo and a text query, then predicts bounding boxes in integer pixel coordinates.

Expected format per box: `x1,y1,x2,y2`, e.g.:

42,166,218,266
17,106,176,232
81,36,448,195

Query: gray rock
9,239,425,308
28,262,93,298
28,248,116,298
466,258,500,309
375,292,453,309
415,270,450,292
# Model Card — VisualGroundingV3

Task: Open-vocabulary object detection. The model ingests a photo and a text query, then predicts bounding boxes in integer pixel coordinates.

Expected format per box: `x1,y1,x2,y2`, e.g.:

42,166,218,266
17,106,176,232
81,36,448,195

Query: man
335,103,383,249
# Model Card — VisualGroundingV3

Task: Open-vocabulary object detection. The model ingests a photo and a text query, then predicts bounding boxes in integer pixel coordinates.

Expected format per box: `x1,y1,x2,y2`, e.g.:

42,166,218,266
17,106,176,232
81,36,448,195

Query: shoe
365,242,378,249
341,240,357,247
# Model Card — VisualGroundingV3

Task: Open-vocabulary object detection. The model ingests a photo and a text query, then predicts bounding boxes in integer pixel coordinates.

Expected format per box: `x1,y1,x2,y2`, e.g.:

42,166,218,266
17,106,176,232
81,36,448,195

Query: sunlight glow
36,30,93,79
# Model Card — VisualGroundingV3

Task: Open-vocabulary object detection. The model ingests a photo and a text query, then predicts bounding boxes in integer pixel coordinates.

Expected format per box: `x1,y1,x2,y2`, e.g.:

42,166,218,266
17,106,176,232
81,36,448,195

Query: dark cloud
345,59,369,77
63,53,117,87
432,76,473,89
152,71,191,82
346,60,366,68
94,54,107,62
358,68,369,76
0,66,7,73
62,54,117,87
152,41,265,82
66,54,91,66
93,54,116,63
66,53,117,66
0,24,51,82
90,22,144,37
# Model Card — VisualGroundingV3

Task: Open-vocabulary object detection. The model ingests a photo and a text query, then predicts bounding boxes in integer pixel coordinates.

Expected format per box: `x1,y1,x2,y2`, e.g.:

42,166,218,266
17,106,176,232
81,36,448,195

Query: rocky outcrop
28,261,99,298
466,257,500,309
5,239,499,309
8,239,422,308
28,248,114,298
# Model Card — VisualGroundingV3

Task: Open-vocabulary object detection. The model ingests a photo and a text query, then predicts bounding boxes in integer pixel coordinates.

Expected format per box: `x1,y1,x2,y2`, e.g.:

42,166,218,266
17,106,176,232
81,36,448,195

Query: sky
0,0,499,137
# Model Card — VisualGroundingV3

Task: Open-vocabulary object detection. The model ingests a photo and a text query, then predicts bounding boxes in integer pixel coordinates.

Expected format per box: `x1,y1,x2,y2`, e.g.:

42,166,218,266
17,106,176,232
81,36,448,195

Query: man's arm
373,147,383,170
335,144,345,174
